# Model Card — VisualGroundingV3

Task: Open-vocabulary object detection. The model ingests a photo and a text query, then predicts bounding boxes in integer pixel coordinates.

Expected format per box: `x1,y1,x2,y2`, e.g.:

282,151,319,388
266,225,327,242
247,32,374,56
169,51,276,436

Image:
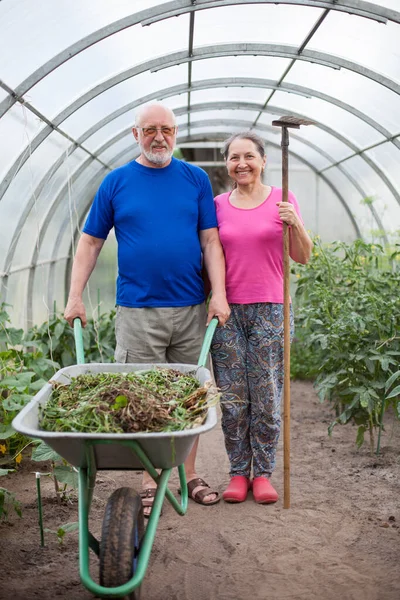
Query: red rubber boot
222,476,252,503
252,477,279,504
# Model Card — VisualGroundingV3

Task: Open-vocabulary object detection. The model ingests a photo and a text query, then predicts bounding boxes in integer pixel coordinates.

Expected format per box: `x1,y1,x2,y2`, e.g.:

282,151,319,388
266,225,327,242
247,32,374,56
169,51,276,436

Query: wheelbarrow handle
197,317,218,368
73,318,86,365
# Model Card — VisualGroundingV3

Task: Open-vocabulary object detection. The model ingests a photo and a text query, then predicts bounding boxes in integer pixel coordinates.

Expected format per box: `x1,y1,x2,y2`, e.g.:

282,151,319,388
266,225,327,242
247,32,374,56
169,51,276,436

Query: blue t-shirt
83,157,217,307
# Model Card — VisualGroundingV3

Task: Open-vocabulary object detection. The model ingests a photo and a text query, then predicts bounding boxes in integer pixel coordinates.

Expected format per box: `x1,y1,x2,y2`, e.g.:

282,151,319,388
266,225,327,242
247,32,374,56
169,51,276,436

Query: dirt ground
1,380,400,600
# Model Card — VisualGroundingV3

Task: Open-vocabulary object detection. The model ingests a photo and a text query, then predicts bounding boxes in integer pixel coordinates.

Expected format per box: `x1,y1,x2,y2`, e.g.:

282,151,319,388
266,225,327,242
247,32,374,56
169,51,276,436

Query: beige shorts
114,304,207,365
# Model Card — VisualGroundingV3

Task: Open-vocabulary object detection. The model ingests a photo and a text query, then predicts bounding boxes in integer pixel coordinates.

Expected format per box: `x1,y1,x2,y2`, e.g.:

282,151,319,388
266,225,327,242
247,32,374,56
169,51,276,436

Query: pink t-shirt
214,187,302,304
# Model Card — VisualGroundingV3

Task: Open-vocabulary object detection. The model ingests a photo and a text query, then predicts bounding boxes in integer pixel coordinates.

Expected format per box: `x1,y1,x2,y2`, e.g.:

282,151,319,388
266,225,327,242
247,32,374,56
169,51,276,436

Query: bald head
135,103,176,128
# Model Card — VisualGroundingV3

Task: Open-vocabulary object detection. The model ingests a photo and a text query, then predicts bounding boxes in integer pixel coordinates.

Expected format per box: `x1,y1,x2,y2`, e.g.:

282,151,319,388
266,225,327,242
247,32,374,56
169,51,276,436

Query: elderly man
64,103,230,515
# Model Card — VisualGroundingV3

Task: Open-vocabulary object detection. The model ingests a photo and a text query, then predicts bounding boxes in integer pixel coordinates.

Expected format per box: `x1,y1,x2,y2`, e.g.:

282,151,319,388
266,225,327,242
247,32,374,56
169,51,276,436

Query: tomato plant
292,238,400,453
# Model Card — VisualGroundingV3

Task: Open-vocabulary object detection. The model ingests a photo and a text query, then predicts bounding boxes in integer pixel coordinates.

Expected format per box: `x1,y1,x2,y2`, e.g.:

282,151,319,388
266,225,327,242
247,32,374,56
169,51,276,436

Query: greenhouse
1,2,400,600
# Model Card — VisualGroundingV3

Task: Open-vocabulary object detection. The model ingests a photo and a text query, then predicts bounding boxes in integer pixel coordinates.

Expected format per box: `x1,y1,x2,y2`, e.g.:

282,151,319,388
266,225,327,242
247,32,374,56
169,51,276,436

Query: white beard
140,143,173,166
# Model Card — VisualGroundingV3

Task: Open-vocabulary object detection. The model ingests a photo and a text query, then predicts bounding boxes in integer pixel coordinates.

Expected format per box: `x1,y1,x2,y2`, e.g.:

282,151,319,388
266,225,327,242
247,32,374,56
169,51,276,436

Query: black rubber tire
99,487,144,600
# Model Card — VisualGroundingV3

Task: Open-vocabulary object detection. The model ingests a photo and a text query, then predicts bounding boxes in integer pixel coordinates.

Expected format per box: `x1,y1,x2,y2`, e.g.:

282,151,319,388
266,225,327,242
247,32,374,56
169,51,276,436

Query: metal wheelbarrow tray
13,362,216,471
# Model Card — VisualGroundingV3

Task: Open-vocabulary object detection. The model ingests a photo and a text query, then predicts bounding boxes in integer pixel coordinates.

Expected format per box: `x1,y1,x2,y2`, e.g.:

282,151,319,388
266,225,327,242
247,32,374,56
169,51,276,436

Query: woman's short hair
222,131,266,160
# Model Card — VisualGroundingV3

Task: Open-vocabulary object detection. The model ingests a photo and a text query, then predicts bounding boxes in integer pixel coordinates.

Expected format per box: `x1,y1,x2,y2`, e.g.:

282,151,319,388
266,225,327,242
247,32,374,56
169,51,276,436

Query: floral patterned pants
211,303,294,478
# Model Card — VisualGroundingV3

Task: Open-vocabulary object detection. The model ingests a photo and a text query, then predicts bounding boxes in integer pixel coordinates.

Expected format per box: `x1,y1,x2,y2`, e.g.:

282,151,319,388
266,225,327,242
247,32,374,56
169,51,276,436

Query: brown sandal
186,478,220,506
139,488,162,519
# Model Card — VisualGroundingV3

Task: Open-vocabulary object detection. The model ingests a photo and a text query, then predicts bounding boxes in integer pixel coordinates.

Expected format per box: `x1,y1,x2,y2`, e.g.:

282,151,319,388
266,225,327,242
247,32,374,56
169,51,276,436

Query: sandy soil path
1,380,399,600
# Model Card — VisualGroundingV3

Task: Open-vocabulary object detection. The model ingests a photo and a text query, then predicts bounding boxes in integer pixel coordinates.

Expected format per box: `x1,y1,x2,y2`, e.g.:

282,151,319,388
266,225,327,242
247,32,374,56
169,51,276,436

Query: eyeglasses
136,126,176,137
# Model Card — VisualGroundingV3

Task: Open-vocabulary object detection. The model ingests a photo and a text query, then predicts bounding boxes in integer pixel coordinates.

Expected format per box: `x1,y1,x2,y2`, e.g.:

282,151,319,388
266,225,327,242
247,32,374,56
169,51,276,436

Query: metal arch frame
2,87,393,288
23,162,108,325
19,118,367,318
53,129,363,319
120,119,379,235
111,132,363,237
74,114,388,236
3,73,396,259
7,117,362,316
0,1,398,325
1,79,393,273
75,79,399,149
3,72,397,209
139,1,400,26
2,42,399,206
0,99,113,205
21,117,389,323
0,0,399,118
82,132,363,246
148,45,400,97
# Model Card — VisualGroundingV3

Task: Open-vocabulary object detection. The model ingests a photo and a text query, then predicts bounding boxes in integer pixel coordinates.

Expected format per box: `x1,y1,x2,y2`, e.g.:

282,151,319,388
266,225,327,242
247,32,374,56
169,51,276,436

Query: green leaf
2,394,32,411
53,465,78,489
0,372,36,390
386,385,400,400
385,370,400,393
54,322,65,340
328,419,338,436
0,468,15,476
112,395,128,409
31,441,61,462
381,357,397,372
0,327,24,346
55,521,79,543
29,378,48,391
60,350,74,366
396,401,400,420
20,340,42,349
364,359,375,374
0,425,15,440
58,521,79,534
356,426,365,448
359,390,370,409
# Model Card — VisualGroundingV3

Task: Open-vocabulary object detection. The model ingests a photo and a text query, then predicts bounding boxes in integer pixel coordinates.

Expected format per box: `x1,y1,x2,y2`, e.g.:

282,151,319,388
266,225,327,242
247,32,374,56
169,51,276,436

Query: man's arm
64,233,105,327
199,228,230,326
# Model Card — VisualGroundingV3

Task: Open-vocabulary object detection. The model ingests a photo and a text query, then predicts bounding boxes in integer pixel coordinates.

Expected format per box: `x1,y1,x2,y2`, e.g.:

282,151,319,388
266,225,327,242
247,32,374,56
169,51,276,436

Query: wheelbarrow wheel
100,487,144,600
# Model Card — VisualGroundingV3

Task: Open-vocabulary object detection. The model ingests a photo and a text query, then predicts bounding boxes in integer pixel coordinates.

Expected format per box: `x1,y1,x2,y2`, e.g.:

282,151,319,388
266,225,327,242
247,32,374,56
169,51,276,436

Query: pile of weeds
40,368,213,433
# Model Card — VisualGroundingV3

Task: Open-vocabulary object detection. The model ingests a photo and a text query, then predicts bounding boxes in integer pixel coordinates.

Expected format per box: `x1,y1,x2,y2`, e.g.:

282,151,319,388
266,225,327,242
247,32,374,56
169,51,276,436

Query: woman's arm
277,202,313,264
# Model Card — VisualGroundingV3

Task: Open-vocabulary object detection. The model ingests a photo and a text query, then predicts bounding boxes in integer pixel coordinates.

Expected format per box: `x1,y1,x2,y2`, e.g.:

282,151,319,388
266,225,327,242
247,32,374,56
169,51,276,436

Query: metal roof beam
0,82,112,204
78,79,398,149
252,8,330,125
2,34,398,206
0,0,397,121
27,121,367,289
140,1,396,27
95,132,363,238
149,44,400,97
99,117,386,238
2,89,394,271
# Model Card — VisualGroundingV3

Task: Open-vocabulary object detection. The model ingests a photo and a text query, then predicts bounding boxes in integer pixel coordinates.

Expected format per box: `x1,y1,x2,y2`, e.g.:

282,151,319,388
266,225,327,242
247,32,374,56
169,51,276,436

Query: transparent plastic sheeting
0,0,399,328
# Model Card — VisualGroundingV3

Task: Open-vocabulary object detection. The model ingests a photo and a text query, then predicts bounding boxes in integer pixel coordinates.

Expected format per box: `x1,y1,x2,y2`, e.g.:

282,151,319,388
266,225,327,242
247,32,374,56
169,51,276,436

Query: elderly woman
211,131,313,504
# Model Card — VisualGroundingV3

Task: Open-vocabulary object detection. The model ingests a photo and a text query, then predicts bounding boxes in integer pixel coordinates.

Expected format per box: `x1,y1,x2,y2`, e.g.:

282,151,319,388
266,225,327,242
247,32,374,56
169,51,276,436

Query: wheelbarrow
12,316,219,599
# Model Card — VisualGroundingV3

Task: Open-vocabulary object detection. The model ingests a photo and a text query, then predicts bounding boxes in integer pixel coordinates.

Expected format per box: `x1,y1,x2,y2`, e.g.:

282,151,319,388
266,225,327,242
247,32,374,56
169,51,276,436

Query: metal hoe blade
272,115,315,129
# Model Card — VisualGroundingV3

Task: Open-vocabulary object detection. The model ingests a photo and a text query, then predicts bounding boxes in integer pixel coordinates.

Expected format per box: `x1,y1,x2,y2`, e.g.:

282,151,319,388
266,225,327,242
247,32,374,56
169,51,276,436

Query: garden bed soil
1,380,399,600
